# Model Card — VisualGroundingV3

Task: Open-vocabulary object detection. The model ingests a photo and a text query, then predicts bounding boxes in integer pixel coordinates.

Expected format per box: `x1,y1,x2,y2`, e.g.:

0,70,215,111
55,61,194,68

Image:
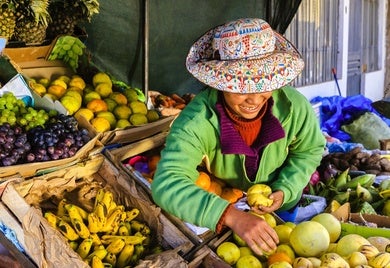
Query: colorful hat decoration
186,18,304,93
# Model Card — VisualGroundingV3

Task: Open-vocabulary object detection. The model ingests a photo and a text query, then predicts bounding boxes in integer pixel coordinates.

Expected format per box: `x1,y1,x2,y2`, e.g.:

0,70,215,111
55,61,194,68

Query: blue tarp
311,95,390,142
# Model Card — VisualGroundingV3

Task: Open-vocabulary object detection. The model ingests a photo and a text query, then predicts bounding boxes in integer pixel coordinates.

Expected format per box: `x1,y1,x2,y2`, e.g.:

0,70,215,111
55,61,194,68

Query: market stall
0,1,389,268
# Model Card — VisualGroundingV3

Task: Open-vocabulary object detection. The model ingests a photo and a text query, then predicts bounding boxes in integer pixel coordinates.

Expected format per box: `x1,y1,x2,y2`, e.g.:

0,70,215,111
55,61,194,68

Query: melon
311,213,341,243
336,234,370,257
289,221,330,257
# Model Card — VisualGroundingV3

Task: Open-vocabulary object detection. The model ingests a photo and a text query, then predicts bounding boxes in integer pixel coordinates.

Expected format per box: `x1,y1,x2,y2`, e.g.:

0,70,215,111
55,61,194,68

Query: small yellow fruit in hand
216,241,241,266
246,184,273,207
91,117,111,132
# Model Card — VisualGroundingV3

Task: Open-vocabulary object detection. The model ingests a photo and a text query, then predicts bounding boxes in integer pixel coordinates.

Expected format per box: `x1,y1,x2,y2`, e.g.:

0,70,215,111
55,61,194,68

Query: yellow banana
117,223,130,236
88,212,102,233
57,198,68,217
44,211,59,229
66,204,84,223
91,255,105,268
379,189,390,199
108,222,120,235
87,248,108,260
130,220,150,235
116,244,134,268
69,241,79,251
90,233,102,247
359,244,380,260
71,218,91,239
101,235,146,245
75,205,89,221
102,208,123,233
102,190,114,212
94,188,106,209
125,208,140,222
95,201,107,226
77,238,94,259
57,219,80,241
103,252,117,267
107,201,119,217
106,238,126,255
368,252,390,268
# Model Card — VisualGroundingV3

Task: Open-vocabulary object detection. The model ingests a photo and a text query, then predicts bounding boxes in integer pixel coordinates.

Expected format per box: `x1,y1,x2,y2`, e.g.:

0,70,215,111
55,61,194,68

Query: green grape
16,99,25,107
5,102,14,110
8,115,16,125
24,113,33,121
0,116,7,123
36,118,46,126
18,118,27,126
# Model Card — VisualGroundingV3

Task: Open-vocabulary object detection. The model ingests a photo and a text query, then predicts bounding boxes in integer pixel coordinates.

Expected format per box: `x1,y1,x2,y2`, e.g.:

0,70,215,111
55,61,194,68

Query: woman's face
223,91,273,120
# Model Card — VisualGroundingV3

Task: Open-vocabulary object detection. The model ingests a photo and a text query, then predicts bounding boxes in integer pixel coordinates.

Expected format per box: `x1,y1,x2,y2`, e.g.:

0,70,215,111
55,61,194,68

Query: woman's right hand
223,206,279,256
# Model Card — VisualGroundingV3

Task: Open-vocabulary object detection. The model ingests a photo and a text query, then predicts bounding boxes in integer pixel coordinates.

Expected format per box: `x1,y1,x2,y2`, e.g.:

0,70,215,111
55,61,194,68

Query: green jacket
151,86,325,231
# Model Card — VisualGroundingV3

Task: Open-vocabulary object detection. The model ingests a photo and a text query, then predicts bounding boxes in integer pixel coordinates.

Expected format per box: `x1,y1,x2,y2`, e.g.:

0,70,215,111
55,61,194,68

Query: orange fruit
47,84,67,99
267,251,292,266
147,155,161,172
195,171,211,191
208,180,223,196
220,187,243,203
87,99,108,113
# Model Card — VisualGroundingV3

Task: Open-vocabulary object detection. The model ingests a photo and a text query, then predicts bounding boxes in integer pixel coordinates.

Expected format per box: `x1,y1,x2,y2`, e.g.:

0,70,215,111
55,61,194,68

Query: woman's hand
252,190,284,214
223,206,279,256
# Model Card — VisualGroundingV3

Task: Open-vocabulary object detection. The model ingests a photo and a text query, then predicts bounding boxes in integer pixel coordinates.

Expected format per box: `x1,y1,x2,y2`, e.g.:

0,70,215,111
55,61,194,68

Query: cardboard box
332,202,390,238
0,154,199,267
0,135,102,179
77,114,176,145
3,41,54,64
105,132,217,245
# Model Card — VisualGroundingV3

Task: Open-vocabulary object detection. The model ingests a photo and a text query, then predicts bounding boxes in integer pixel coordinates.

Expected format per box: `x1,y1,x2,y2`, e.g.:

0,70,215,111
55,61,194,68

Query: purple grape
26,153,35,162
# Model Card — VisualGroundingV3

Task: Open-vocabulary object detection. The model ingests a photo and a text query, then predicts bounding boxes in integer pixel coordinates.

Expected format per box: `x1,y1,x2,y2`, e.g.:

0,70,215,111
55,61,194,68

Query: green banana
338,174,375,191
130,220,150,235
334,168,350,188
77,238,93,259
356,183,373,202
379,189,390,199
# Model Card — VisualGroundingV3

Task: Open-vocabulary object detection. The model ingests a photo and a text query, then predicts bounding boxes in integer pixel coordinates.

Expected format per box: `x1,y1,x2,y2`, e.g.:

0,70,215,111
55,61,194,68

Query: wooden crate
104,132,217,246
0,154,199,267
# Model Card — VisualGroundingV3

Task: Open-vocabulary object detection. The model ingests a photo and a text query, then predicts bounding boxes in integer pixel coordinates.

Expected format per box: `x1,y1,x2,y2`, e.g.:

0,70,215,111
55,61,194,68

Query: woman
151,18,325,255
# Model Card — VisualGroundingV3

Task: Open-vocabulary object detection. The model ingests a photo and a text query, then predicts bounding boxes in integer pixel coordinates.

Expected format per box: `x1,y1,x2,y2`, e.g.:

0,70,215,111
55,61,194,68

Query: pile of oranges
195,171,244,203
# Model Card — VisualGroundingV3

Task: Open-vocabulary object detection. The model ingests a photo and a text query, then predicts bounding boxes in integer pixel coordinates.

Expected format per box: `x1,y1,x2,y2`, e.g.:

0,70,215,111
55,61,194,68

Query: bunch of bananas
47,35,86,71
44,188,159,268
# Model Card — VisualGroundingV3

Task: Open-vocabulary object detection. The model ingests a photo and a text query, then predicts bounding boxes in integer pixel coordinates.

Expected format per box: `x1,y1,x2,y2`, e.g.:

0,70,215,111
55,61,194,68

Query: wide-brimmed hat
186,18,304,93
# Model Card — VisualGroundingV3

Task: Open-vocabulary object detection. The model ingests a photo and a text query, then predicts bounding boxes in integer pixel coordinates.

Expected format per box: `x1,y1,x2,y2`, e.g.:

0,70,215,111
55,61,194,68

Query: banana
66,204,84,223
125,208,140,222
118,223,130,236
88,212,102,233
91,255,105,268
134,244,145,259
338,174,376,191
95,201,107,226
71,218,91,239
87,248,108,260
106,238,126,255
75,205,89,221
368,252,390,268
359,244,380,260
102,190,114,212
57,198,68,217
130,220,150,235
103,252,117,267
334,168,350,188
379,189,390,199
101,235,146,245
44,211,59,229
320,252,350,267
116,244,134,268
102,207,123,233
356,183,373,202
57,219,80,241
77,238,94,259
90,233,102,247
94,188,106,209
69,241,79,251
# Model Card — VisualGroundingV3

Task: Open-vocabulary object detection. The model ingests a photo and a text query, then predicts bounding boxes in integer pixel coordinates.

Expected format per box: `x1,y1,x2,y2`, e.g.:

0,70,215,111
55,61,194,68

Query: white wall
297,0,387,102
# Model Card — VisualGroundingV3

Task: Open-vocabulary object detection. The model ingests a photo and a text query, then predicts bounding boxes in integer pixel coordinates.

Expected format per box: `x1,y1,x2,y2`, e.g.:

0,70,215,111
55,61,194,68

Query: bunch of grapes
0,123,31,166
26,114,91,162
0,92,51,130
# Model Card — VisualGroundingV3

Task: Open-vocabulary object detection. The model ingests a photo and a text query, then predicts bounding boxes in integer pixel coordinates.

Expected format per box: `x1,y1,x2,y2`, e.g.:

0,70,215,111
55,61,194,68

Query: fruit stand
0,1,390,268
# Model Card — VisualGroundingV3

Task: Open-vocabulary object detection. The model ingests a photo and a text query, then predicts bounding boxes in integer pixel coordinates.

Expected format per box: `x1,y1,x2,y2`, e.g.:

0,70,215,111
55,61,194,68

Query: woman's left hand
252,190,284,214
